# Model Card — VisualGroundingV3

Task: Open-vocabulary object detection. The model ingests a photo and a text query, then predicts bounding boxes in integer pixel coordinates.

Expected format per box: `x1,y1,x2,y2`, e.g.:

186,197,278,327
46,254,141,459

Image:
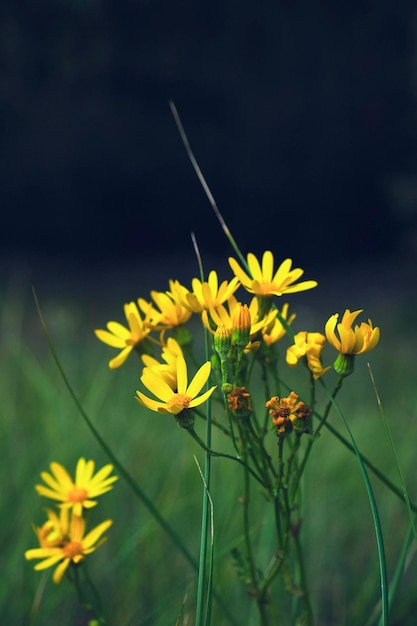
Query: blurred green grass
2,256,417,625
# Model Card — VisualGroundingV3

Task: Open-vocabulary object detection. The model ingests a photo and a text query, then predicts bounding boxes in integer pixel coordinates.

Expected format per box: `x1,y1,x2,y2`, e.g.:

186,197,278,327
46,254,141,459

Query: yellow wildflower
325,309,380,355
136,355,216,415
25,509,112,585
138,290,192,329
94,301,152,368
202,296,276,342
229,250,317,297
173,271,240,313
286,331,331,379
262,303,295,346
141,337,184,388
35,458,118,517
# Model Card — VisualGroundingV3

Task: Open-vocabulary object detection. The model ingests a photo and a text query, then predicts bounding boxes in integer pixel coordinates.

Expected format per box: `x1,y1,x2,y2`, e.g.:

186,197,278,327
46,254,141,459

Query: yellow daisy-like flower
286,331,331,379
25,509,112,585
35,458,118,517
229,250,317,297
138,290,192,329
136,355,216,415
172,271,240,314
141,337,184,388
325,309,380,355
94,301,152,368
262,303,295,346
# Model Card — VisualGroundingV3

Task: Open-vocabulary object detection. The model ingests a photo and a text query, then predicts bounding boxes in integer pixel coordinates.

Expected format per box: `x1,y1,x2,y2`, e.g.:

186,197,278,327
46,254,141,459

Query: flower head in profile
25,508,112,585
95,301,152,368
325,309,380,355
229,251,317,297
286,331,331,379
136,355,216,416
35,458,118,517
325,309,380,376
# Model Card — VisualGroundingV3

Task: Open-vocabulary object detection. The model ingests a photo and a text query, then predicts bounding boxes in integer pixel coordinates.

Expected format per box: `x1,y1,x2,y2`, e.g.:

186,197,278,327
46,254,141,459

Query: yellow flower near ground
35,458,118,517
229,250,317,297
94,301,152,368
136,355,216,415
25,509,112,585
325,309,380,355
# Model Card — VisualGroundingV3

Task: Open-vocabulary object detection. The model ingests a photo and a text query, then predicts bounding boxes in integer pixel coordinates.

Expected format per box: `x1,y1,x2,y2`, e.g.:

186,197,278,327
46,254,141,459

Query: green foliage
2,261,417,625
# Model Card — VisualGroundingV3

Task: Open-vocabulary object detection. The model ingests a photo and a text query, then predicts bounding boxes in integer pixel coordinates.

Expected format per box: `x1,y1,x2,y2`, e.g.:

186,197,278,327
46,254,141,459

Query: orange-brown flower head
227,387,252,416
266,392,312,436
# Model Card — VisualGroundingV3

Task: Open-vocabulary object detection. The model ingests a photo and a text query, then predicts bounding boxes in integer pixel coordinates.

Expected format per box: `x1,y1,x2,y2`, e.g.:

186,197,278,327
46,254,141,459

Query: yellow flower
229,250,317,297
141,337,184,388
262,303,295,346
172,271,240,313
136,355,216,415
325,309,380,355
94,302,152,368
138,290,192,329
202,296,276,342
286,331,331,379
35,458,118,517
25,509,112,585
35,508,69,549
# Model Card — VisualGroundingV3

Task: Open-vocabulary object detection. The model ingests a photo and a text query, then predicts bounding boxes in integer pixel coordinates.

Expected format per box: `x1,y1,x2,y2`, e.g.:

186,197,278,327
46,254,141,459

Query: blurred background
1,0,417,285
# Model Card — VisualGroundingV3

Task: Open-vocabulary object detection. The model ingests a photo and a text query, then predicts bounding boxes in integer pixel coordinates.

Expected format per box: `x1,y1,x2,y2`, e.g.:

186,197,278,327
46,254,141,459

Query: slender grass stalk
193,455,215,626
367,364,417,543
192,233,213,626
319,378,388,626
169,100,248,271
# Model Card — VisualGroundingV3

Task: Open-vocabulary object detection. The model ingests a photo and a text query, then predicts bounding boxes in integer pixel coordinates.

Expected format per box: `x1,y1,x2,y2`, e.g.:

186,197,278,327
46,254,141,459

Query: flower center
67,486,88,503
62,541,83,559
167,393,192,413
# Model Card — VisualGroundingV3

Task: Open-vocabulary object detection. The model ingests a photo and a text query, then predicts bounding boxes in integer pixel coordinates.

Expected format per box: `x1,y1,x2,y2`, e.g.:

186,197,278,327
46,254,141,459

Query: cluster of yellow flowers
25,458,117,584
95,250,380,420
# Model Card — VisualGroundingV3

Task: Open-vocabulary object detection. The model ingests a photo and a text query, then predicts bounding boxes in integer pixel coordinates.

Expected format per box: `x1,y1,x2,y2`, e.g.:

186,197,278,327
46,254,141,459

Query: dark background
1,0,417,275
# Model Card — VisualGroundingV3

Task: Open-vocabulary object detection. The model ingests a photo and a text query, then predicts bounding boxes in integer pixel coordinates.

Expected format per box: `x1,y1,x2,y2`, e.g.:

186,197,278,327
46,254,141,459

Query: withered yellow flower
229,250,317,297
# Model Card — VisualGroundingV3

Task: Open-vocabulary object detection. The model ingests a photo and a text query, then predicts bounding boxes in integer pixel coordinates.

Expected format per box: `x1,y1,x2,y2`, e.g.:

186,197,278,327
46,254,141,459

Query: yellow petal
109,346,133,369
186,361,212,398
94,329,126,348
176,356,188,394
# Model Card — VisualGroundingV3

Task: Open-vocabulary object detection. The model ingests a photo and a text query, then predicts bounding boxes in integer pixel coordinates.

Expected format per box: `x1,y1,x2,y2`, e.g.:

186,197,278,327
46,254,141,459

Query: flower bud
214,324,232,360
231,303,251,348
